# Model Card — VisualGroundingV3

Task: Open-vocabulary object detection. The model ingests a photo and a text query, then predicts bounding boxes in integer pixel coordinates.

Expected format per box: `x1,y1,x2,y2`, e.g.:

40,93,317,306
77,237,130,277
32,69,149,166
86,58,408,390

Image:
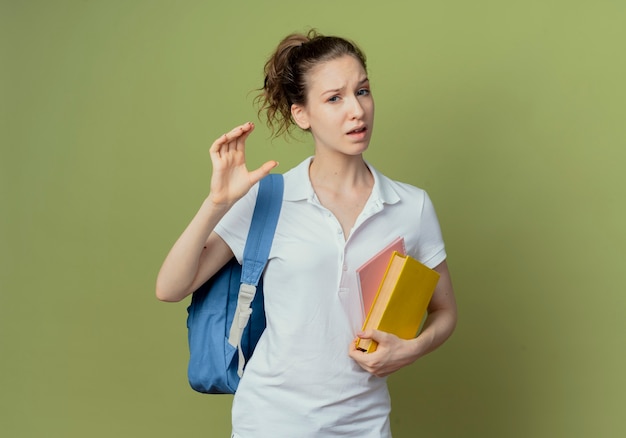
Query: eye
328,95,340,103
357,88,370,97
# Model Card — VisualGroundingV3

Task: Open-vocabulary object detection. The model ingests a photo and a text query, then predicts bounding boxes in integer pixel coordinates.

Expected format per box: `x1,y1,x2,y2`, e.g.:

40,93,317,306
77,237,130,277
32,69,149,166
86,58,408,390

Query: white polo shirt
215,157,446,438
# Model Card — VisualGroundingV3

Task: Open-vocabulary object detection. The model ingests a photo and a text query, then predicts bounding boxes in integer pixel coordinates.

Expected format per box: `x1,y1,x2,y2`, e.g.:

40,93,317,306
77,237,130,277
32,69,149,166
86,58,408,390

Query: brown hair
256,29,367,138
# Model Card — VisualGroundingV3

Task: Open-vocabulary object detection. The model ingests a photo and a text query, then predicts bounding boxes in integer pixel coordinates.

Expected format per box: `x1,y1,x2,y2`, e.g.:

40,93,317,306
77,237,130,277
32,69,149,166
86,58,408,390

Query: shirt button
342,264,348,271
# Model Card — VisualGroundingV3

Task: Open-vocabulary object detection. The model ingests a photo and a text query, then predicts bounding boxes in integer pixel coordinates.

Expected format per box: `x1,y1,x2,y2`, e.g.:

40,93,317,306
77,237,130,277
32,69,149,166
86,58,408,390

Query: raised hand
208,122,278,206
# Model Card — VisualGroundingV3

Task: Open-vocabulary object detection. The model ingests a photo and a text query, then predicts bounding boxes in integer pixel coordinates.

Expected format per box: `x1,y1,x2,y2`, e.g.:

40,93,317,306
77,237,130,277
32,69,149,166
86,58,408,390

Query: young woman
157,30,457,438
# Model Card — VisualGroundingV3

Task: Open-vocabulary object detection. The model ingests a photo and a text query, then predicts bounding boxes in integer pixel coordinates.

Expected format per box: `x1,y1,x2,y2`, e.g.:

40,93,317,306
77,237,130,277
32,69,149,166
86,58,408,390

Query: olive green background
2,1,625,437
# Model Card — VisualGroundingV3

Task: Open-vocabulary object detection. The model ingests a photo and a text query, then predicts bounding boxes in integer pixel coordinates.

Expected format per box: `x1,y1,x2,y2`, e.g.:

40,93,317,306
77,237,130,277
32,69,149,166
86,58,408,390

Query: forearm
410,259,457,359
410,306,457,361
155,196,233,302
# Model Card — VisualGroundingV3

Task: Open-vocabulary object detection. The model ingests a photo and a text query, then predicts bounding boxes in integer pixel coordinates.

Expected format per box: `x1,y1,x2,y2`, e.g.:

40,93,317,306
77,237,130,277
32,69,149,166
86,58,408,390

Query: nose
349,96,365,119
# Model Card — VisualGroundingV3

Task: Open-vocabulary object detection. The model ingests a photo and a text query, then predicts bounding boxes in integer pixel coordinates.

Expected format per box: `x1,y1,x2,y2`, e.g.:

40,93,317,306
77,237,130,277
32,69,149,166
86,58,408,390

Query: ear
291,103,310,130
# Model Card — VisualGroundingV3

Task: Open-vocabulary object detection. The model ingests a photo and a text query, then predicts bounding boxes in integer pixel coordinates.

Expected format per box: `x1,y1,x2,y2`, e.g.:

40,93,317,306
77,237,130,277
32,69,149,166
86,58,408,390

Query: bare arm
155,122,278,302
349,259,457,377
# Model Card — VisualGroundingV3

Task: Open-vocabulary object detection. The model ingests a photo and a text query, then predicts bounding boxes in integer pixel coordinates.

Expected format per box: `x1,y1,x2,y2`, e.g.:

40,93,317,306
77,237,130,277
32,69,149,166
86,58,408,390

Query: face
291,55,374,157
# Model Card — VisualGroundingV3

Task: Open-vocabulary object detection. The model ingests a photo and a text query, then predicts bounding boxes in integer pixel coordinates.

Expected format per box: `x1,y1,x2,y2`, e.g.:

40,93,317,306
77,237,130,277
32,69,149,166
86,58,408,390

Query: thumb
249,160,279,185
358,329,386,342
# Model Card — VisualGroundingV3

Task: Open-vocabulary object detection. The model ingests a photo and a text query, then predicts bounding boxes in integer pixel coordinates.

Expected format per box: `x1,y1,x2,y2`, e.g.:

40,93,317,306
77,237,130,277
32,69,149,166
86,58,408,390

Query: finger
224,122,253,145
248,160,279,185
209,133,228,155
356,329,374,340
348,344,367,363
209,123,252,154
235,122,255,151
221,123,253,157
348,349,364,363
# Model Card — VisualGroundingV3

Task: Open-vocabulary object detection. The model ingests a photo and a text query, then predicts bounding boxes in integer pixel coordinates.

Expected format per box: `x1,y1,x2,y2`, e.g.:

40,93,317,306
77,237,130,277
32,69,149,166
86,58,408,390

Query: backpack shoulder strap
228,174,284,376
241,173,284,285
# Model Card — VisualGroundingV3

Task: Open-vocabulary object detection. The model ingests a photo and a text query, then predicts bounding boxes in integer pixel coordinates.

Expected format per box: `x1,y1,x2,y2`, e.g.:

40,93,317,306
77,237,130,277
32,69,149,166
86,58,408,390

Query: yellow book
356,251,440,353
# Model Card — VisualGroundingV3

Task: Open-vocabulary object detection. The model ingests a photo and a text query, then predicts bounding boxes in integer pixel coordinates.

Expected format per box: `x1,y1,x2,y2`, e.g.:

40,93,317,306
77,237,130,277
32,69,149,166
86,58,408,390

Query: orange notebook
356,237,406,318
356,251,440,353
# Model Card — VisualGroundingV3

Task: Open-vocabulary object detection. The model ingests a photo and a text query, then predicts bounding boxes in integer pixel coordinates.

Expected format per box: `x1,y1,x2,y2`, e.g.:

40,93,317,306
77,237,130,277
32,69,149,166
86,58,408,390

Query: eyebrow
320,77,370,97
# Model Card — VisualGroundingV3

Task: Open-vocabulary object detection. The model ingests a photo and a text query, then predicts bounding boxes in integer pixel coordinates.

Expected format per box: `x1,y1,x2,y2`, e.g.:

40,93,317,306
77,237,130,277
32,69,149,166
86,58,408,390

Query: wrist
204,193,235,212
409,331,434,362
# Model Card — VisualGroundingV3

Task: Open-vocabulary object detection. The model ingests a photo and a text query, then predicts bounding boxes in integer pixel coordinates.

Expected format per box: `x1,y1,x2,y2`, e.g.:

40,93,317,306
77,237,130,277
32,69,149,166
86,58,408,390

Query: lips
347,126,367,135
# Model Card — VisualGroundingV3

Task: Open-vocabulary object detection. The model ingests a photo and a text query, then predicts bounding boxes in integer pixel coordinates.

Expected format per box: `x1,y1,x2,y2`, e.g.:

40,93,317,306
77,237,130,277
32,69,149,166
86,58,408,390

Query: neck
309,154,371,190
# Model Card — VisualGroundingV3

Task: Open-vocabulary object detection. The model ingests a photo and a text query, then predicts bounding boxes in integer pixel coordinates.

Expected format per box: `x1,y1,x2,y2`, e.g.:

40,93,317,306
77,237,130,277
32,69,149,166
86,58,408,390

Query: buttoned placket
308,192,387,326
309,195,347,283
343,197,384,282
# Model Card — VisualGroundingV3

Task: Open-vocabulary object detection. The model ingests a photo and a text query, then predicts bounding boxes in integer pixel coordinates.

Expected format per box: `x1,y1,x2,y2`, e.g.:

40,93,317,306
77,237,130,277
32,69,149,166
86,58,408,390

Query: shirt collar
283,156,401,206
